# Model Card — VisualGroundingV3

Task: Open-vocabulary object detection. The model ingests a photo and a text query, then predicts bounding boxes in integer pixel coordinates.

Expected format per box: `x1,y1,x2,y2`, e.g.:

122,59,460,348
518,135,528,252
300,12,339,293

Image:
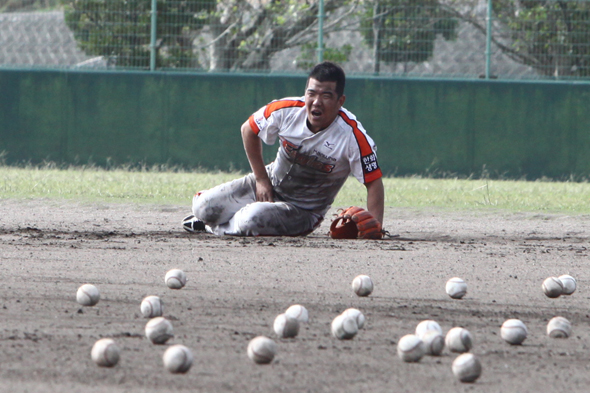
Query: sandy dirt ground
1,199,590,392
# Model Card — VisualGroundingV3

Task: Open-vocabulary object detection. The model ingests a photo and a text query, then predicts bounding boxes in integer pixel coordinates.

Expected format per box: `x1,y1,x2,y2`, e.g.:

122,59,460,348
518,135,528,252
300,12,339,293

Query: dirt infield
1,199,590,392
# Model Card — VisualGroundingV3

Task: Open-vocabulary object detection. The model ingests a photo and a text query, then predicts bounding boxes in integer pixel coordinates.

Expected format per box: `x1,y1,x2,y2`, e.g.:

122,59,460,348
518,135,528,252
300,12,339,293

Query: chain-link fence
1,0,590,80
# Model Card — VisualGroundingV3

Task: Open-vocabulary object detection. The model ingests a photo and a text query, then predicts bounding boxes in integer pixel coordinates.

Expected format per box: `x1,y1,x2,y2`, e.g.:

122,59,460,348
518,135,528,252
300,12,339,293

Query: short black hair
308,61,346,97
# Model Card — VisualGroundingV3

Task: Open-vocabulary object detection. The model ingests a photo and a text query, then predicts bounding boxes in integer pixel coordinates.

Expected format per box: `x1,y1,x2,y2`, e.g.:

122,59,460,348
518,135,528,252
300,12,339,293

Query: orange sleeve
248,115,260,135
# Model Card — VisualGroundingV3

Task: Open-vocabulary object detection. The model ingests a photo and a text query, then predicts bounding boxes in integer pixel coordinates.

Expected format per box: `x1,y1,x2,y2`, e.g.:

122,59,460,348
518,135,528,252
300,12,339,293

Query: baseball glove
329,206,383,239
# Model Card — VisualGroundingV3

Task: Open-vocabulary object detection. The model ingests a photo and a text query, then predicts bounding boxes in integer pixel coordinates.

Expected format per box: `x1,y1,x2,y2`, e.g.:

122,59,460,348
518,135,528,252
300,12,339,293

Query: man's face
304,78,346,133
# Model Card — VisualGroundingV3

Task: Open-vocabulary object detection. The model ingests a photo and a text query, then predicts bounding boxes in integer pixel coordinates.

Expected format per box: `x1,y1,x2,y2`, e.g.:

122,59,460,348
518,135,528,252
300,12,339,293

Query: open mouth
311,109,322,117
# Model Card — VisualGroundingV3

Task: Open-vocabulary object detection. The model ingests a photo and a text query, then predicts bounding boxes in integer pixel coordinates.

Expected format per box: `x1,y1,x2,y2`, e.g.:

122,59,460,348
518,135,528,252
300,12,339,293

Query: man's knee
233,203,272,234
192,192,226,225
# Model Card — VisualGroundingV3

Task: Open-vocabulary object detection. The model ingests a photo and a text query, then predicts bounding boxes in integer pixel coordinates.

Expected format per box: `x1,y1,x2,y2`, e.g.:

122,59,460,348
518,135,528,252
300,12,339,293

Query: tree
359,0,458,74
444,0,590,78
205,0,357,71
0,0,60,12
62,0,215,69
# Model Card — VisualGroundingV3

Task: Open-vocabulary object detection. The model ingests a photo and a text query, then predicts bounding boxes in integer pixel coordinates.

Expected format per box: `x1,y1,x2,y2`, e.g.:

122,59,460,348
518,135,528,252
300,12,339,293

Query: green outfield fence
2,69,590,179
2,0,590,80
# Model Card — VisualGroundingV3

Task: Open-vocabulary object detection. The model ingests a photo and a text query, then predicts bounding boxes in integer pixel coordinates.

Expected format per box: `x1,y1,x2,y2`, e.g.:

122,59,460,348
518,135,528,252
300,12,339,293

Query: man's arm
365,177,384,224
241,120,273,202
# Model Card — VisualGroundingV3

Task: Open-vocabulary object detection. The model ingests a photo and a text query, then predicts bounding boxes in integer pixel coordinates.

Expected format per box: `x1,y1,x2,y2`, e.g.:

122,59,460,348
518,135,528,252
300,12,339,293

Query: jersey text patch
362,153,379,173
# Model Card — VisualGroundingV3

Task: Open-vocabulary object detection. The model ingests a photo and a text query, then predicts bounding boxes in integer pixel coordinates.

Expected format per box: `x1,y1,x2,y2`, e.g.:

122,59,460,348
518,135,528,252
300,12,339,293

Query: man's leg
191,174,257,231
215,201,322,236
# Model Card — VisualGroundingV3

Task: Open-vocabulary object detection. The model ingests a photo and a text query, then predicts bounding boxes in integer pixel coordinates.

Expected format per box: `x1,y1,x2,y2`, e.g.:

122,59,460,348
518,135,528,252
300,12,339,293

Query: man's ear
338,94,346,107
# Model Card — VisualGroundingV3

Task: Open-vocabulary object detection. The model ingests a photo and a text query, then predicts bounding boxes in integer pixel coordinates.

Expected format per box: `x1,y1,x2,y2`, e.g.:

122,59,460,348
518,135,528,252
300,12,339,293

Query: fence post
150,0,157,71
317,0,324,63
485,0,492,79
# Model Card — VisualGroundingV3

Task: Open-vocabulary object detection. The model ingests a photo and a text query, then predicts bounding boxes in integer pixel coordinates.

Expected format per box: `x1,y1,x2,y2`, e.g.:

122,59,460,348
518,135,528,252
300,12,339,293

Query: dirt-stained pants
192,173,322,236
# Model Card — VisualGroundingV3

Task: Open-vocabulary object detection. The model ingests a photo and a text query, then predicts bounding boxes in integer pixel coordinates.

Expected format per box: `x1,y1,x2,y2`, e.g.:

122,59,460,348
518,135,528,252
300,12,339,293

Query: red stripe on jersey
263,99,305,118
339,110,383,183
249,99,304,136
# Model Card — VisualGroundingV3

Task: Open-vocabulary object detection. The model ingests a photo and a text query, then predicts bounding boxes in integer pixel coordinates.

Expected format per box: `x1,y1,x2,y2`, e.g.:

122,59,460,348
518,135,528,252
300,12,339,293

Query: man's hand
255,177,274,202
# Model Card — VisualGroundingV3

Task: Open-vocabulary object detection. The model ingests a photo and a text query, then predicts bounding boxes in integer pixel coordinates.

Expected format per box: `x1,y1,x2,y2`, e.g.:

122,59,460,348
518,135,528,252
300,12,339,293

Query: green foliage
493,0,590,77
359,0,458,65
295,43,353,70
0,0,61,12
62,0,215,69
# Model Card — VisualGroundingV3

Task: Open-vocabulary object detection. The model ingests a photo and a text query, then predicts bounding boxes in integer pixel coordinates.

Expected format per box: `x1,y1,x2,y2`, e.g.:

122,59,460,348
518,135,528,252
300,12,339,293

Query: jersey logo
281,138,335,173
362,153,380,173
323,141,335,150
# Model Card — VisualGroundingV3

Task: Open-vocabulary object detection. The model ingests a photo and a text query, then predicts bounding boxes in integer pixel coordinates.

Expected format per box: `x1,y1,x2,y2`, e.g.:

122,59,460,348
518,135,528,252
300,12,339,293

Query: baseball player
183,61,384,237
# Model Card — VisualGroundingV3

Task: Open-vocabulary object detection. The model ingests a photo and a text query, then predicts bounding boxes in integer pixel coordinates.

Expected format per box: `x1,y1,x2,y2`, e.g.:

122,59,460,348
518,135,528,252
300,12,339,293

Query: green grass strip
1,166,590,214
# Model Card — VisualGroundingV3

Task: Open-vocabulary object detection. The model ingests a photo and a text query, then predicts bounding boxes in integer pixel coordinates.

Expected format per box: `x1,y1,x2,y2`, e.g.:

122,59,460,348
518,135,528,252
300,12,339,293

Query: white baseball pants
192,173,323,236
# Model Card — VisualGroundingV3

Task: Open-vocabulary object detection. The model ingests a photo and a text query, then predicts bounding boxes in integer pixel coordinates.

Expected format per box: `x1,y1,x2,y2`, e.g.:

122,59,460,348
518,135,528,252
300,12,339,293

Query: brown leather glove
329,206,383,239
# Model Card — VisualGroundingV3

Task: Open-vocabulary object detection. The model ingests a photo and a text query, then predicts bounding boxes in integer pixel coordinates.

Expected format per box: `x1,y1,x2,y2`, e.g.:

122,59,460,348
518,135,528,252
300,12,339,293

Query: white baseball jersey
248,96,382,215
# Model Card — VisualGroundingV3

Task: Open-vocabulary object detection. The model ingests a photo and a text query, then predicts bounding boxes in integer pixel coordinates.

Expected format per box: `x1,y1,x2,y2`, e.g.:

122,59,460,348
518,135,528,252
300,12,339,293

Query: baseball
163,344,193,373
422,330,445,356
140,295,163,318
547,316,572,338
500,319,527,345
351,274,374,297
397,334,426,362
542,276,563,298
247,336,276,364
341,308,366,329
445,277,467,299
91,338,120,367
558,274,577,295
331,314,358,340
415,319,443,339
285,304,309,323
76,284,100,306
165,269,187,289
452,353,482,383
145,317,174,344
445,327,473,353
273,313,300,338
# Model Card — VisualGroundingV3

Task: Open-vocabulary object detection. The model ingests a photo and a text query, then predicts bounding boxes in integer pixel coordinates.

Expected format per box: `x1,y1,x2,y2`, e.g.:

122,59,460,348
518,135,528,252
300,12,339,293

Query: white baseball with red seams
558,274,576,295
76,284,100,306
421,330,445,356
542,276,563,298
452,353,482,383
145,317,174,344
547,316,571,338
165,269,186,289
446,327,473,353
397,334,426,362
247,336,276,364
273,313,300,338
446,277,467,299
352,275,374,297
140,295,163,318
415,320,443,339
331,314,358,340
501,319,528,345
91,338,120,367
285,304,309,323
341,308,366,329
163,345,193,373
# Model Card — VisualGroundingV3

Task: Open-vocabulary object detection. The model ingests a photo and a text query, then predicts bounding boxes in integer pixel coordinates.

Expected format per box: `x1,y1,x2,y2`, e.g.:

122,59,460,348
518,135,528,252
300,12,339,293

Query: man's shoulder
336,107,367,134
263,97,305,116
